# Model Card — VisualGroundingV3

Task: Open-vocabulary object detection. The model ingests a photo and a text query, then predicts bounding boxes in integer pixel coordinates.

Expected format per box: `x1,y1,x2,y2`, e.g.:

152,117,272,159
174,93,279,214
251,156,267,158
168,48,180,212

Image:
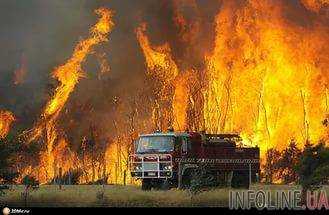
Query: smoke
0,0,95,127
0,0,151,135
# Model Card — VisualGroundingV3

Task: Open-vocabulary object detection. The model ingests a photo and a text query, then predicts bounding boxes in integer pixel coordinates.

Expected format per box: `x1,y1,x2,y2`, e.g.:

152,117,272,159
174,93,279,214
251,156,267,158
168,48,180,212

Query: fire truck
130,131,260,190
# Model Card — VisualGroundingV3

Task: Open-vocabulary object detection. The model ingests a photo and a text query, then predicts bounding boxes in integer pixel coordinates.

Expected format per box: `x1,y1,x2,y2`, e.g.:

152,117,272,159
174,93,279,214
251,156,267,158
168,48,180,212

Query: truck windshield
137,136,174,153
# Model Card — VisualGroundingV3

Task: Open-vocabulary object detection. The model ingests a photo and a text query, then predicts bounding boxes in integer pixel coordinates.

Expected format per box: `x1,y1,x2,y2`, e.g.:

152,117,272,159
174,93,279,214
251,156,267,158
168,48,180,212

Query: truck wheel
142,179,152,190
181,170,192,189
161,179,171,190
231,171,250,189
152,180,162,190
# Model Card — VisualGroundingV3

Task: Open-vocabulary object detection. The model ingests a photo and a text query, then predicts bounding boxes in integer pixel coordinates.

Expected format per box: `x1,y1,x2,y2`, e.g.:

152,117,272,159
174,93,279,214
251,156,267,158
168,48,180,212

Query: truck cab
130,132,182,189
130,131,260,190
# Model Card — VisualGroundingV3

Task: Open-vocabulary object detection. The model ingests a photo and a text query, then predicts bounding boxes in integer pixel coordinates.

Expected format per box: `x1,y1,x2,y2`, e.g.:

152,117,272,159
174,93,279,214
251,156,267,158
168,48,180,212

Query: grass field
1,184,328,207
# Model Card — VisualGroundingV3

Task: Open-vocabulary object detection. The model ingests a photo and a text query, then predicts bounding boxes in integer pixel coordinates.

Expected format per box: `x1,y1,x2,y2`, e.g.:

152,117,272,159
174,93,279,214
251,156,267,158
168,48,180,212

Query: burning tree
1,0,328,185
0,110,18,184
135,0,329,160
19,7,115,184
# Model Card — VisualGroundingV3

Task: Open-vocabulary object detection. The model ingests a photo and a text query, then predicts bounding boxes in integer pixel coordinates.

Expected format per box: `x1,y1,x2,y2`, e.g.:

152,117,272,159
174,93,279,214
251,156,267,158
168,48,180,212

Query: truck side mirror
182,138,188,155
174,138,180,153
133,140,138,152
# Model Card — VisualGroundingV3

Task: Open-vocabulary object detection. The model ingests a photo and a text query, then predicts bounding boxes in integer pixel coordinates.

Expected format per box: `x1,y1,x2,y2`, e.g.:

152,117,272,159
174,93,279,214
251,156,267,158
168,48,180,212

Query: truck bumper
130,154,173,179
131,171,172,178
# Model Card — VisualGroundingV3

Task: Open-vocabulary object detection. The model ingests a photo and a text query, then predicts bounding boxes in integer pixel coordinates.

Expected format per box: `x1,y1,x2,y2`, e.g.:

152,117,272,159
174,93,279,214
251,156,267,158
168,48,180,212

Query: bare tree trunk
301,187,308,206
97,162,102,181
58,167,62,190
260,93,271,150
115,162,118,184
102,161,107,185
220,67,233,132
23,185,29,207
300,89,309,143
254,92,262,133
123,170,126,186
92,160,96,183
215,96,222,133
326,87,329,113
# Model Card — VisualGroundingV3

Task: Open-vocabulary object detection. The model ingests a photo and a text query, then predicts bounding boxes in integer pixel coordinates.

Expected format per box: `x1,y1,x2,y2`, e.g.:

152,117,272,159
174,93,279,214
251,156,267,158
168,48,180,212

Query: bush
295,142,329,203
50,169,83,185
22,175,39,189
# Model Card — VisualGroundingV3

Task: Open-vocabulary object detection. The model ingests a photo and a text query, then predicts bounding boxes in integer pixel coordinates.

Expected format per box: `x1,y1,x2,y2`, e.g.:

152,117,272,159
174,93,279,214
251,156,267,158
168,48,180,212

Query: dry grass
2,185,194,207
1,184,328,207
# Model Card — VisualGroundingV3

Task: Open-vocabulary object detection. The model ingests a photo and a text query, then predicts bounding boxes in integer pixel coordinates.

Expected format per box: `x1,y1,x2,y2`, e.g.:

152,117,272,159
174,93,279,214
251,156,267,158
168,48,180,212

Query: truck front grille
130,154,173,178
143,163,158,171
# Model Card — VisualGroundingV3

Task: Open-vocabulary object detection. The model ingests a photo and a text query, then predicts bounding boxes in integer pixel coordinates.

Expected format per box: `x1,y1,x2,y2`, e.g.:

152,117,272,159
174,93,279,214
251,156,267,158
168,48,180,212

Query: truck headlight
163,165,172,170
134,164,142,171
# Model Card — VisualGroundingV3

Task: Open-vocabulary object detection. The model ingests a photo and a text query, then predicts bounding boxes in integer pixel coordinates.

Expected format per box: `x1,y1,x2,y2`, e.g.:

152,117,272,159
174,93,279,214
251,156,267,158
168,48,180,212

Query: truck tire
152,180,163,190
231,170,250,189
141,179,152,190
160,179,171,190
181,169,192,189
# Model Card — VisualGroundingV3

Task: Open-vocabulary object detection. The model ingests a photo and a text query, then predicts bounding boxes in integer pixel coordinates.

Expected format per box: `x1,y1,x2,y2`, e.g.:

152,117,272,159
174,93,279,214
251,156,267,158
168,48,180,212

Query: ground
1,184,328,207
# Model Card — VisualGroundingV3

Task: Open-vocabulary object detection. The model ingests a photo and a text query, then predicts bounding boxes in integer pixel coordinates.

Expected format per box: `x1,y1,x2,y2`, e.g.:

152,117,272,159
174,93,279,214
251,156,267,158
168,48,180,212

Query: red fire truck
130,131,260,190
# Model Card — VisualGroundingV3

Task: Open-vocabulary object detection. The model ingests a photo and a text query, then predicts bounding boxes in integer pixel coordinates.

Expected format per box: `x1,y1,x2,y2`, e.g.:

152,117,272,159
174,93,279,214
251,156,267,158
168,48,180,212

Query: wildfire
22,7,115,183
203,0,329,155
136,23,179,82
172,73,190,131
6,0,329,185
42,8,114,121
136,23,180,130
0,110,15,139
137,0,329,157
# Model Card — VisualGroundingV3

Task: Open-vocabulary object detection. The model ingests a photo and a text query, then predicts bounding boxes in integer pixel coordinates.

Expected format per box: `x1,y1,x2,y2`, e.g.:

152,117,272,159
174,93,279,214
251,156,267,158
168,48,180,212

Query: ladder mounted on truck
204,133,242,146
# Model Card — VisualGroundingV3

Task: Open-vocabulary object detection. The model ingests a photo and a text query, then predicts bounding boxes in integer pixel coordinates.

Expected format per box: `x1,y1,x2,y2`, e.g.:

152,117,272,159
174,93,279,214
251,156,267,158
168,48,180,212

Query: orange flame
136,23,179,81
0,110,15,139
22,7,115,183
43,8,114,120
172,71,191,131
137,0,329,158
301,0,329,12
136,23,180,130
204,0,329,156
16,1,329,184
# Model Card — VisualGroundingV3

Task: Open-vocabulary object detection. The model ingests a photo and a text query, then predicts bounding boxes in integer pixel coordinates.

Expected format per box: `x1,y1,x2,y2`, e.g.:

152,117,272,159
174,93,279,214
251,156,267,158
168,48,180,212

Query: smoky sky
0,0,153,130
